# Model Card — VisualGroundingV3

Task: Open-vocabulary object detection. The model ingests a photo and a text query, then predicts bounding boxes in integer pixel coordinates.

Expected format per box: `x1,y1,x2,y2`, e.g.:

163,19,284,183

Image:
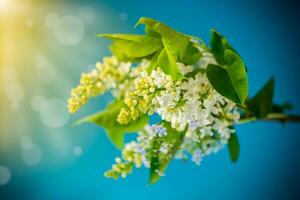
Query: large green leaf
98,34,163,61
228,132,239,162
247,78,275,118
206,49,248,104
77,100,149,149
149,122,186,184
145,25,161,38
210,29,235,65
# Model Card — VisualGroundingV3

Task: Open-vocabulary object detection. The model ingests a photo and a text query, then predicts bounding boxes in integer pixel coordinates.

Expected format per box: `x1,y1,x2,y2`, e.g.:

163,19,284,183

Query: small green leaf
228,132,239,162
77,100,149,149
149,156,161,184
158,48,182,80
98,34,163,61
181,42,202,65
185,68,206,78
149,122,186,184
106,129,124,150
146,50,161,73
247,78,275,118
206,49,248,104
210,29,235,65
272,102,292,113
77,100,123,127
119,115,149,133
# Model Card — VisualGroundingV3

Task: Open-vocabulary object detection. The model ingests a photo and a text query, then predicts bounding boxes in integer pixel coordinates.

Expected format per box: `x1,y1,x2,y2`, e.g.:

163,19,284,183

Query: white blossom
159,143,169,154
192,149,203,165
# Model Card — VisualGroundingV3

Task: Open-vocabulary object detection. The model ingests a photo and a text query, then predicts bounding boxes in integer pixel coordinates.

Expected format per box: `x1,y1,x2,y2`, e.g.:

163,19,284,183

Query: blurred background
0,0,300,199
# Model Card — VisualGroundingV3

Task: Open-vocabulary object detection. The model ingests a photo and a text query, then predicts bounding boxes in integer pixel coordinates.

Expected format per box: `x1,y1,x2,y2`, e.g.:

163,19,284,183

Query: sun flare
0,0,12,11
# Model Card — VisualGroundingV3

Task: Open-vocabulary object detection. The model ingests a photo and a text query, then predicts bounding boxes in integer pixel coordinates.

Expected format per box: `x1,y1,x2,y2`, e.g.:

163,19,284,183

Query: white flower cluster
105,57,240,177
147,64,240,136
69,54,241,179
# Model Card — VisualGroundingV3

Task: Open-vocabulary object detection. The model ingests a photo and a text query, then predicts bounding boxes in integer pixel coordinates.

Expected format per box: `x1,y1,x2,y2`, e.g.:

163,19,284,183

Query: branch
238,113,300,124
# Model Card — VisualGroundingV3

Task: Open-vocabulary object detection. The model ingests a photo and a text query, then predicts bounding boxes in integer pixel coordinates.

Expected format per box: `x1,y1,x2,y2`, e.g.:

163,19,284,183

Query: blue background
1,0,300,199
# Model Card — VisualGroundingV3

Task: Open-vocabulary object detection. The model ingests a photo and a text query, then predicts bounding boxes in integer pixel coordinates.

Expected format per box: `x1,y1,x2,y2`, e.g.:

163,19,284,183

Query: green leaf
136,17,197,80
149,122,186,184
185,68,206,78
77,100,149,149
146,50,161,73
247,78,275,118
77,100,123,127
145,26,161,38
98,34,163,61
106,129,124,150
149,156,160,184
206,49,248,104
210,29,235,65
272,102,292,113
158,48,182,80
181,42,202,65
136,17,191,59
228,132,239,162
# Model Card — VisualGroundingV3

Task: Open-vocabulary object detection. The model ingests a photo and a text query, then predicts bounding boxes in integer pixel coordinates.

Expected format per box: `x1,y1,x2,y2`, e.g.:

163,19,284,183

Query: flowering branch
67,17,300,184
239,113,300,124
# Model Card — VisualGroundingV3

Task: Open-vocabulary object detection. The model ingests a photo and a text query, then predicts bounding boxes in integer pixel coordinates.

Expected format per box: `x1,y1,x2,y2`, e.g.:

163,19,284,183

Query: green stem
238,113,300,124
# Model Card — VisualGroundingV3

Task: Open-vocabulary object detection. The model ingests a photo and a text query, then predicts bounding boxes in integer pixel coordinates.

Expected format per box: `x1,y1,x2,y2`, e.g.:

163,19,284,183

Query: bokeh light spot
73,146,83,156
7,83,25,110
0,67,25,110
20,136,33,150
34,54,57,82
40,99,69,128
21,145,42,166
0,166,11,186
54,16,85,45
119,12,128,21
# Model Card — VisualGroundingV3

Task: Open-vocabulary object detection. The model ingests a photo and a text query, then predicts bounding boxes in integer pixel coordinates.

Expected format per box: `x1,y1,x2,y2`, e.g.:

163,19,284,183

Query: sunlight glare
0,0,13,12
